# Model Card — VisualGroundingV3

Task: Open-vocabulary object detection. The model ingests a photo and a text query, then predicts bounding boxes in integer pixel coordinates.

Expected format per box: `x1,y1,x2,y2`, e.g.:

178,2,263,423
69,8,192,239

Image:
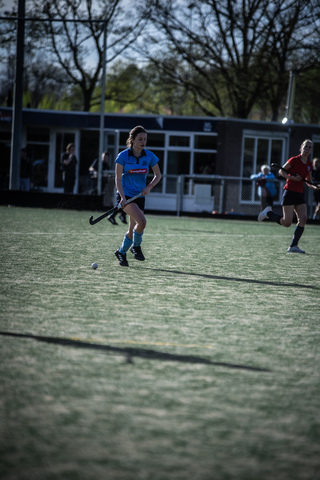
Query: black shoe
115,249,129,266
119,213,127,224
130,245,145,261
108,216,118,225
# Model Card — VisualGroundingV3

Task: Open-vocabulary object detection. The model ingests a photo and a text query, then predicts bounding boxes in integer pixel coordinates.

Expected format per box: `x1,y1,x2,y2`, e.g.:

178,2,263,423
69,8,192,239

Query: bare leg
294,203,307,228
280,205,295,227
123,203,147,238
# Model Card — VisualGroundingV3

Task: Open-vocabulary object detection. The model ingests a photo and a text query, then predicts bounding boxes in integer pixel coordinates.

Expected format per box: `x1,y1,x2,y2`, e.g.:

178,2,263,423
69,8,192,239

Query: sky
0,0,148,69
0,0,15,13
0,0,137,13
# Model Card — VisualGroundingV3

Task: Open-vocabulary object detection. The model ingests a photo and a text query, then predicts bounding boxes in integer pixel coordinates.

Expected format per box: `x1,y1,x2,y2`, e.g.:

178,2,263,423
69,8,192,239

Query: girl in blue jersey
114,126,162,266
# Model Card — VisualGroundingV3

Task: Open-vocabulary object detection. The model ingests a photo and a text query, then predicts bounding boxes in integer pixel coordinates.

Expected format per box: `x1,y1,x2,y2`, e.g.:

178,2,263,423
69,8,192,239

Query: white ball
91,262,98,270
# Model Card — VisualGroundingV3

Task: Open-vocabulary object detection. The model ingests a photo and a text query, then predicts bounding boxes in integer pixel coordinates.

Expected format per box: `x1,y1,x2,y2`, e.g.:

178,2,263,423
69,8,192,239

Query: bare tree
262,0,320,121
0,2,17,106
139,0,319,120
27,0,148,111
2,0,319,119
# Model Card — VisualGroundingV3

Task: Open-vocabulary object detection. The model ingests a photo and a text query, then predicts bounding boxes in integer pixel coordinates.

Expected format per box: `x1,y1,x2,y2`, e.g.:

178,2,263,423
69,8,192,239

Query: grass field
0,205,319,480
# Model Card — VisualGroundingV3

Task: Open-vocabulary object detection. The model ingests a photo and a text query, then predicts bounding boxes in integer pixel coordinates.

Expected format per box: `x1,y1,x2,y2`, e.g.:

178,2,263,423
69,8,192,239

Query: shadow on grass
0,331,271,372
143,267,318,290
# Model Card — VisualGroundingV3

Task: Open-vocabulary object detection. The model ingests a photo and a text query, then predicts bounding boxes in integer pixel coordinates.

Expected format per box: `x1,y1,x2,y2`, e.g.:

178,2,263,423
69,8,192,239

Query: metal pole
287,71,297,122
219,179,225,214
283,70,297,124
9,0,25,190
98,21,107,196
176,175,184,216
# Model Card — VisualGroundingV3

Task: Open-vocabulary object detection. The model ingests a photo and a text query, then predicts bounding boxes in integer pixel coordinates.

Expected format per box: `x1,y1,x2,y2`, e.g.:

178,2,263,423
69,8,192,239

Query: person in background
312,157,320,220
258,139,320,253
114,125,162,267
107,204,127,225
88,151,127,224
61,143,77,194
250,164,277,210
20,148,32,191
88,151,109,195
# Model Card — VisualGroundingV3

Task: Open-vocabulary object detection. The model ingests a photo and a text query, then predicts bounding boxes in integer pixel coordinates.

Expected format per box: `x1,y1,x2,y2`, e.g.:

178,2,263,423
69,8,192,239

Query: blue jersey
115,148,159,196
250,171,277,198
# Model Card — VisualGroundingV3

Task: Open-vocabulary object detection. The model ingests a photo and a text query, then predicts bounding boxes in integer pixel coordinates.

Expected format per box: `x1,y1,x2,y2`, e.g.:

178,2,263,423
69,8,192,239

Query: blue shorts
116,192,145,211
282,189,306,206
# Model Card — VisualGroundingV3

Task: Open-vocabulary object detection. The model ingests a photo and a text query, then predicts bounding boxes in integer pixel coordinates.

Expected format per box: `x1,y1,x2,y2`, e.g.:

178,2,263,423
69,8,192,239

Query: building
1,107,319,216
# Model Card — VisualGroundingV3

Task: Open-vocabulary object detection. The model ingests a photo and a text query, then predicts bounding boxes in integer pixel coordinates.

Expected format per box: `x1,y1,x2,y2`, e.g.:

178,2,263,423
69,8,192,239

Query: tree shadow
142,267,318,290
0,331,271,372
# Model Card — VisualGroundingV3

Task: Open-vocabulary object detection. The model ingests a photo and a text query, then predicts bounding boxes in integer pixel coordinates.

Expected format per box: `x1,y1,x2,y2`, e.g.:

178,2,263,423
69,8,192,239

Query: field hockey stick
271,163,318,188
89,192,143,225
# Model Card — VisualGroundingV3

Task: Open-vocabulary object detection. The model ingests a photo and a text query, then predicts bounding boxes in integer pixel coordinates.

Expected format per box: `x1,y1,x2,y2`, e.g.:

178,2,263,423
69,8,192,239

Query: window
0,131,11,141
119,131,165,149
241,134,287,203
193,134,217,174
0,130,11,189
146,150,164,193
194,135,217,150
27,127,50,142
80,130,99,177
27,127,51,190
312,136,320,158
194,152,216,174
271,139,283,166
55,132,75,188
29,145,49,189
166,151,190,193
146,133,165,148
169,135,190,147
119,131,128,147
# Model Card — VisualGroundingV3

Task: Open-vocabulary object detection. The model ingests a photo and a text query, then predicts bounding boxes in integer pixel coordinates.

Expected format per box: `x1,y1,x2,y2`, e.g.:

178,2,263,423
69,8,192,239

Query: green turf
0,206,319,480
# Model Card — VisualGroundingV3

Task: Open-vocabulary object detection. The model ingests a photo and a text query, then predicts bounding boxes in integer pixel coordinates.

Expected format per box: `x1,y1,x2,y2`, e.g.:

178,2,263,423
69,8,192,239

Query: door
48,130,79,193
79,129,119,196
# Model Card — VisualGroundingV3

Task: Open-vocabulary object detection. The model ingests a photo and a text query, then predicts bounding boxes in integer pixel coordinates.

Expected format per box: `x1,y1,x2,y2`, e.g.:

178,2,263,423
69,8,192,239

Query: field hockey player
258,139,320,253
114,125,162,267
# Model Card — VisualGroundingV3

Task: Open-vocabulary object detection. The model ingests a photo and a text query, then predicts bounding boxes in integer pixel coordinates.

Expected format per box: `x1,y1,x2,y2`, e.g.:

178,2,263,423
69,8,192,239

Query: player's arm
279,162,302,182
306,170,320,190
63,153,75,166
115,163,126,206
143,163,162,196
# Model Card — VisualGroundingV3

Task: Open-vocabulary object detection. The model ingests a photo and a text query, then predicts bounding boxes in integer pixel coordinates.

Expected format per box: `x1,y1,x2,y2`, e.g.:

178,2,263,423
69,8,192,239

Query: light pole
9,0,25,190
282,70,297,125
98,21,107,196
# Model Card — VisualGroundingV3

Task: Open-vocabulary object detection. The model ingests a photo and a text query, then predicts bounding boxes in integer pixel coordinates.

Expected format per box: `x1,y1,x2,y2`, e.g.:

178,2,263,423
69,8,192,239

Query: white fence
101,173,317,218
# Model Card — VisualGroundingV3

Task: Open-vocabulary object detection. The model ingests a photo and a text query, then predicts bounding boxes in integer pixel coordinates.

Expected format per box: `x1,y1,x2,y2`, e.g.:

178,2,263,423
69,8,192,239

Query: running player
114,126,162,266
258,139,320,253
312,157,320,220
